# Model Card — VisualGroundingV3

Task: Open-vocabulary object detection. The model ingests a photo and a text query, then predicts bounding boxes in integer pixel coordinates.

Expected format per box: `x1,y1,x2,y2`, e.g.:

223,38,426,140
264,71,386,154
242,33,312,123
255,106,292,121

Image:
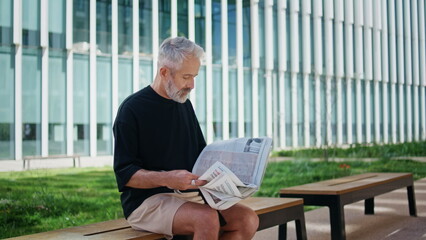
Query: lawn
1,158,426,238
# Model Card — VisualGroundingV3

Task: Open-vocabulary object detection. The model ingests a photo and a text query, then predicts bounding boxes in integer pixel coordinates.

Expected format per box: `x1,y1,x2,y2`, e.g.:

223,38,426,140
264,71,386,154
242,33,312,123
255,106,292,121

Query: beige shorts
127,192,204,239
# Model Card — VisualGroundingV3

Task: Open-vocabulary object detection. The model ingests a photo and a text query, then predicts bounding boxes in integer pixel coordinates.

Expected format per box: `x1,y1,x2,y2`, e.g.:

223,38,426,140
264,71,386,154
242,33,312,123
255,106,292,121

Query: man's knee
240,209,259,234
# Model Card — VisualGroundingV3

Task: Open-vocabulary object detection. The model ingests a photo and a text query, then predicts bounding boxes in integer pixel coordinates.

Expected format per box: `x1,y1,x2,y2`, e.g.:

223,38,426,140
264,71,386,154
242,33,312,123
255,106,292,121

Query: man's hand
165,170,207,190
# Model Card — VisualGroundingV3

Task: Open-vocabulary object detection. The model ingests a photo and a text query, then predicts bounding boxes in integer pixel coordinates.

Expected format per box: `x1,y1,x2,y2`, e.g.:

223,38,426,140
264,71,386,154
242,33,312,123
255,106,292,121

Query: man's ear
159,67,169,79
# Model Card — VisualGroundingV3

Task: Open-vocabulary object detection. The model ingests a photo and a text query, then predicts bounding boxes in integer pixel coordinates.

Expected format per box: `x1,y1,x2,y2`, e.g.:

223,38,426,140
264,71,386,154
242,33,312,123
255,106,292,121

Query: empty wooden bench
280,172,417,240
23,155,81,170
11,197,307,240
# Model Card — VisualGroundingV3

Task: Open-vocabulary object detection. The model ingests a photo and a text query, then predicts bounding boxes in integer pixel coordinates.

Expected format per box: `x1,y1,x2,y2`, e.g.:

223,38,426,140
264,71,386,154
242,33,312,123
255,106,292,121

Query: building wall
0,0,425,160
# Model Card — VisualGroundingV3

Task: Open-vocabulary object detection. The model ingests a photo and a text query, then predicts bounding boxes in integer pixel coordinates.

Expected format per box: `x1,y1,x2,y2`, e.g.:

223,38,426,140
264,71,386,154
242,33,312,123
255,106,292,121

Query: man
113,37,259,240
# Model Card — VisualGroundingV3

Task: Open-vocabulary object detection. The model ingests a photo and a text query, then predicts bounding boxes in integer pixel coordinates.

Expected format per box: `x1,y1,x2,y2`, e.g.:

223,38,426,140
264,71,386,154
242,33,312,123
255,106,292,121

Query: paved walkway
254,177,426,240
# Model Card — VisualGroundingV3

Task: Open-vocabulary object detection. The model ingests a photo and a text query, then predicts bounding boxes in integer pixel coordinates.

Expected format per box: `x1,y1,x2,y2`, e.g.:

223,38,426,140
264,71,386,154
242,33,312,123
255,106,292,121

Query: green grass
273,141,426,159
0,167,122,239
2,159,426,238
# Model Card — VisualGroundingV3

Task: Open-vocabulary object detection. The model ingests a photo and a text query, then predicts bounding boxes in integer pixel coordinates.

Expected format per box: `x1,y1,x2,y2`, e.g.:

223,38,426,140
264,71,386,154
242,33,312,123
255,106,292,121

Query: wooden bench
22,155,81,170
11,197,307,240
280,172,417,240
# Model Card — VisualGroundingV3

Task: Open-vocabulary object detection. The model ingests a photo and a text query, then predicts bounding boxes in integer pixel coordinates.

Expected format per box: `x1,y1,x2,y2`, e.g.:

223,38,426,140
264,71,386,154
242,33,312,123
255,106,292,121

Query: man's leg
173,202,258,240
219,203,259,240
173,201,221,240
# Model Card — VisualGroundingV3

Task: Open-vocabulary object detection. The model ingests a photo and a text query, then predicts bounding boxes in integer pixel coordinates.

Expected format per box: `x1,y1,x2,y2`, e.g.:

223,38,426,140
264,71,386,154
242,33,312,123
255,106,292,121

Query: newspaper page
192,137,272,210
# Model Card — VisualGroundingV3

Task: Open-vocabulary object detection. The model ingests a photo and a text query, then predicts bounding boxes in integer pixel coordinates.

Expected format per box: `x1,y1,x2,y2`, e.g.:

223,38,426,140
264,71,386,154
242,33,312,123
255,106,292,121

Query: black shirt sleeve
113,105,142,192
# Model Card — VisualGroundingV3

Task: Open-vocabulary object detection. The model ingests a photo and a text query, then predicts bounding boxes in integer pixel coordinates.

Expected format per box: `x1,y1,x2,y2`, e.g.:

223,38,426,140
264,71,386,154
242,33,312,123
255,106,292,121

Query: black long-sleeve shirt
113,85,206,218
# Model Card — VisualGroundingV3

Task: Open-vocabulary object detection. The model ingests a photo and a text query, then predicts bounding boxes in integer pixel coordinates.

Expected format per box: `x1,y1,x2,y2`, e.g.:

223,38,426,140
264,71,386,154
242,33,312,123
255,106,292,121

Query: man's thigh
127,192,202,238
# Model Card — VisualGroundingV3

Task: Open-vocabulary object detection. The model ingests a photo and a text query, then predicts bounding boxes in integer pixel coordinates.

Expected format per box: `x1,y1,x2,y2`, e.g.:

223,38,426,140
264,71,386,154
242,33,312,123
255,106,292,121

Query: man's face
164,56,200,103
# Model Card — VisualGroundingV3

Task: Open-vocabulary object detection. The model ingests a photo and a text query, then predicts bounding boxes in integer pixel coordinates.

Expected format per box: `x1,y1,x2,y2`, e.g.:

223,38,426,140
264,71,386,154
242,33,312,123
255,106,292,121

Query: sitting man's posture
113,37,259,240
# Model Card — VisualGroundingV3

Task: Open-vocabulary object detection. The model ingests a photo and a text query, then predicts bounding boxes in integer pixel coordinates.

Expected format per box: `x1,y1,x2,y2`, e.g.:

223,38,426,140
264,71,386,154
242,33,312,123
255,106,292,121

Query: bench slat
280,173,413,195
11,197,306,240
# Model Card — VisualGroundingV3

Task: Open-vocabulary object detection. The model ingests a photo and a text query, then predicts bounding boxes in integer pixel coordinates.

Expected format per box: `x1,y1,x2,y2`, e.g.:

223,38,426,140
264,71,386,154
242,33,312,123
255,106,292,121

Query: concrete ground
254,177,426,240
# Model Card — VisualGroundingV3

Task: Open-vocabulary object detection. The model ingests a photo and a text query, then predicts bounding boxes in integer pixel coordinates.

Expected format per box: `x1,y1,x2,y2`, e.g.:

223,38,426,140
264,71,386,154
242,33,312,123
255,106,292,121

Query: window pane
73,54,90,155
195,66,207,136
228,0,236,66
243,0,251,67
22,0,40,46
73,0,90,48
49,50,67,155
139,59,152,89
97,0,112,54
244,69,252,136
49,0,66,49
195,0,205,50
159,0,171,44
139,0,152,54
22,48,42,156
258,70,267,137
118,57,133,105
97,56,112,155
177,0,188,37
118,0,133,55
229,68,238,138
0,46,14,159
212,0,221,64
213,66,222,140
0,0,13,45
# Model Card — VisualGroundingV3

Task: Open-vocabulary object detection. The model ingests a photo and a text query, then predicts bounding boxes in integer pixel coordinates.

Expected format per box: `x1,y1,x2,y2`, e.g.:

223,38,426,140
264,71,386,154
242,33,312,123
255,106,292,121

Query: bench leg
407,185,417,217
295,216,307,240
278,223,287,240
365,197,374,215
329,204,346,240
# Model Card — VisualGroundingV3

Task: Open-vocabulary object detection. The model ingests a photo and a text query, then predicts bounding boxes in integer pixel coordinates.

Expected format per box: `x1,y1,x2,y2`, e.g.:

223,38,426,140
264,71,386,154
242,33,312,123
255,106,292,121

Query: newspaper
192,137,273,210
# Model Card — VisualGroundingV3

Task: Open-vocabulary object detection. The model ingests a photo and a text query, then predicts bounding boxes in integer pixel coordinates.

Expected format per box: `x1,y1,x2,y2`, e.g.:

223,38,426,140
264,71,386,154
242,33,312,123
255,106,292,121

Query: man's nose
187,78,195,89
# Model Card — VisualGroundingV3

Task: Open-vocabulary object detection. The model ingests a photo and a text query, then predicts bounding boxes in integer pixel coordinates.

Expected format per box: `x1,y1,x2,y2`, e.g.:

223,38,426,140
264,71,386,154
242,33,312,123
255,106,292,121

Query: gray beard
165,78,191,103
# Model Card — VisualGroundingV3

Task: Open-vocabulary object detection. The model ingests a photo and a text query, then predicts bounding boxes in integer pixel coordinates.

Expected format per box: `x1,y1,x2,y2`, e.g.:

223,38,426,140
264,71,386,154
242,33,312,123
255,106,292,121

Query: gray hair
157,37,204,71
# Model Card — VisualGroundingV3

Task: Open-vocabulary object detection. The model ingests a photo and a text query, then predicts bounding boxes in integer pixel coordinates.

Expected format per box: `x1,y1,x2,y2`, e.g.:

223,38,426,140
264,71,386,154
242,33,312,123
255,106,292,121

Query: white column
41,0,49,156
251,0,259,138
302,0,311,147
188,0,196,106
391,83,397,143
381,0,389,143
335,0,344,146
313,0,323,147
419,0,426,140
345,0,354,144
388,0,397,143
278,0,287,148
133,0,139,92
412,0,419,141
152,1,159,75
383,81,389,143
265,0,274,138
324,0,334,146
236,0,244,137
364,0,372,144
290,0,300,147
89,0,97,156
171,0,177,38
205,0,213,143
14,0,22,160
221,0,229,140
404,0,412,142
373,0,382,143
354,0,363,143
112,0,118,122
396,0,405,142
66,0,74,155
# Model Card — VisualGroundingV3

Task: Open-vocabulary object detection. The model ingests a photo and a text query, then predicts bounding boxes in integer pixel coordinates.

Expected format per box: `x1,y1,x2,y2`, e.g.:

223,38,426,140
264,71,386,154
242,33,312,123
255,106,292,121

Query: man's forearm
125,169,206,190
125,169,169,189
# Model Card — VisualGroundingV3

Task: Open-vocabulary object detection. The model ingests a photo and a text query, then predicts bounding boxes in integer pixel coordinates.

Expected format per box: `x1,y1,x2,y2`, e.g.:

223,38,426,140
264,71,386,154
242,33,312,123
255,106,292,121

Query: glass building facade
1,0,426,161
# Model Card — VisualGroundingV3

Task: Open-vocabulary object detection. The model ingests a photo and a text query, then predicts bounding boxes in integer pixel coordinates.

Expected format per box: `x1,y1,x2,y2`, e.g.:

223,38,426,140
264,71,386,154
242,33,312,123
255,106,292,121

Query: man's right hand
165,170,207,190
